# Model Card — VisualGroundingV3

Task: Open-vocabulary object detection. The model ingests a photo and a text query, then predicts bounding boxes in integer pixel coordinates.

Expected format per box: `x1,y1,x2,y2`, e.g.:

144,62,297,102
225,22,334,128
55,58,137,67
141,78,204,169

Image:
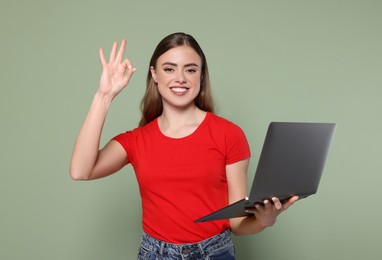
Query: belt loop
198,243,205,257
159,241,165,255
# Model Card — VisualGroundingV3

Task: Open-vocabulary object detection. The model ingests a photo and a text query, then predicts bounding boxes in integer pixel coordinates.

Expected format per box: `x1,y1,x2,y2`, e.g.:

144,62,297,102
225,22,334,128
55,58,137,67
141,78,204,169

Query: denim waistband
140,229,232,257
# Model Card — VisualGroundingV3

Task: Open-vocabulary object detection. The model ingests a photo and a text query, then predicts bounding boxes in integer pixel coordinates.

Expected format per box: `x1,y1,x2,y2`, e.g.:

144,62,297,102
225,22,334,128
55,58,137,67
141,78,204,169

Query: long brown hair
139,32,215,126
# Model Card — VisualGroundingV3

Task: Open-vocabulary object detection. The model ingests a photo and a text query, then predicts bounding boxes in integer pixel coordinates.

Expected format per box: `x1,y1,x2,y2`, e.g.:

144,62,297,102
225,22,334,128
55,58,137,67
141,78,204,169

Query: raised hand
98,39,136,98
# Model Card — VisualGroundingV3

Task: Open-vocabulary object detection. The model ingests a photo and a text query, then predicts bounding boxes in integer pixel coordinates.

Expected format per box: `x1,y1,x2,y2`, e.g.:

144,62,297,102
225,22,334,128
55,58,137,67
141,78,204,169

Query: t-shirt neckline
155,112,210,141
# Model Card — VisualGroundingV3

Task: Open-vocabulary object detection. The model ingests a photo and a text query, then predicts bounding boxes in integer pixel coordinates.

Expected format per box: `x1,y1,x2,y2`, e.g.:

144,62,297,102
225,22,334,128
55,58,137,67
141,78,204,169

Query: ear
150,66,157,83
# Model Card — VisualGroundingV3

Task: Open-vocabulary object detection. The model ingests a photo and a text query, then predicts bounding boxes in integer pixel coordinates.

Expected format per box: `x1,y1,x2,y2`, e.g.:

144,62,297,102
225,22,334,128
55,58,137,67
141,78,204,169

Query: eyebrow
161,62,199,67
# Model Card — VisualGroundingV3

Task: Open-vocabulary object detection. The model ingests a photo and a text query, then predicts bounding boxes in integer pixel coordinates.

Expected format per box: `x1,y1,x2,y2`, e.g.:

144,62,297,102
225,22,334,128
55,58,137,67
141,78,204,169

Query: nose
175,70,187,84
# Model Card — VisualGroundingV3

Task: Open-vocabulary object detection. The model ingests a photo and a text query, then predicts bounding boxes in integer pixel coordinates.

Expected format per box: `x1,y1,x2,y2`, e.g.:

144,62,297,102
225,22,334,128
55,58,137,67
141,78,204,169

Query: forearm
69,92,113,180
230,216,268,236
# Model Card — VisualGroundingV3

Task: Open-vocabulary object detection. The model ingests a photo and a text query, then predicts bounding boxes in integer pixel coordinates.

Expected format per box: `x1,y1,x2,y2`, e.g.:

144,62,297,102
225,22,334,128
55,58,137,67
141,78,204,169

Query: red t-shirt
113,112,251,243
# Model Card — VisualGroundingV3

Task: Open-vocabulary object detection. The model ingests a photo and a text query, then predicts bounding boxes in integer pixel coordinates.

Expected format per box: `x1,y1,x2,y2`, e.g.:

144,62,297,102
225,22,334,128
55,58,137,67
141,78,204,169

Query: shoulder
204,112,249,146
206,113,251,163
208,112,237,126
207,112,245,133
113,119,158,142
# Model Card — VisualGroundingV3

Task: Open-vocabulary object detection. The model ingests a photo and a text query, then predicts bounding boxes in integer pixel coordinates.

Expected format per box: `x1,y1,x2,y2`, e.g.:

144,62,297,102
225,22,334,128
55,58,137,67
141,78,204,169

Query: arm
69,39,136,180
227,160,298,235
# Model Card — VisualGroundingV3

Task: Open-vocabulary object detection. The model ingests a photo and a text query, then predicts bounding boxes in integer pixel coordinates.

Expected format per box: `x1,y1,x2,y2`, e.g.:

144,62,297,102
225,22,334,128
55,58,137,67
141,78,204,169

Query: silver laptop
195,122,336,222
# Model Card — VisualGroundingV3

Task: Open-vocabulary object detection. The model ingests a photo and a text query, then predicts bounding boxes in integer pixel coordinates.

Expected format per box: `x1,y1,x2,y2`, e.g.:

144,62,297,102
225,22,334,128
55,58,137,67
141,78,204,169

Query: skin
150,45,207,138
69,39,298,236
151,45,202,112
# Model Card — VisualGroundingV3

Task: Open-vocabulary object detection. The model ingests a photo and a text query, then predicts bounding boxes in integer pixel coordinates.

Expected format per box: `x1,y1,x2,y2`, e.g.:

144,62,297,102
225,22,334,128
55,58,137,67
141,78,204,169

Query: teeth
171,88,188,93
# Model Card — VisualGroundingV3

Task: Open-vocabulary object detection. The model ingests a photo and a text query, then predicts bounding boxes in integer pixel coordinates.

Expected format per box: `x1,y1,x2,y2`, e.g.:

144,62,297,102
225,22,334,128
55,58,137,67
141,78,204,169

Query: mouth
170,87,190,95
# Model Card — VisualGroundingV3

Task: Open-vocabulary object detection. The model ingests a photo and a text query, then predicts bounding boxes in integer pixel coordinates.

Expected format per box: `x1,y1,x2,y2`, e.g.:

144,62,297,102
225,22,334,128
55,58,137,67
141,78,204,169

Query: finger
255,203,263,213
244,208,256,215
263,199,272,209
121,58,133,71
245,203,261,215
115,39,126,63
283,196,299,210
99,48,107,66
109,41,118,63
125,66,137,80
121,59,136,84
272,197,283,210
119,59,134,77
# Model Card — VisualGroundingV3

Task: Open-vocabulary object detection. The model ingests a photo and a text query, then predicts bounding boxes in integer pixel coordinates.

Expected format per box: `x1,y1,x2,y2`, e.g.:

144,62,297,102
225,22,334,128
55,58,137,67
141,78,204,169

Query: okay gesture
98,39,136,98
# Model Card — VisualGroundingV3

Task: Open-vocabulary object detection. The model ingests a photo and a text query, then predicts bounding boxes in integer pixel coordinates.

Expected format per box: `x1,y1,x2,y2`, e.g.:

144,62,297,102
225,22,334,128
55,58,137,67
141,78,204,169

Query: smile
170,87,189,94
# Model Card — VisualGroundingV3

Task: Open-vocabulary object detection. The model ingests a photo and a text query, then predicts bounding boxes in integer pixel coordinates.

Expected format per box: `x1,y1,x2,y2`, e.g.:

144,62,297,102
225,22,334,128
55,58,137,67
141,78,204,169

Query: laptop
195,122,336,222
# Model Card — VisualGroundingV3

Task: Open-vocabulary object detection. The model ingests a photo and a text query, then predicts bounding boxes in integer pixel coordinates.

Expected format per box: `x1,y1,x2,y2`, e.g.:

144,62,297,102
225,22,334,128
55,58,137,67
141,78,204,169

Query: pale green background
1,0,381,259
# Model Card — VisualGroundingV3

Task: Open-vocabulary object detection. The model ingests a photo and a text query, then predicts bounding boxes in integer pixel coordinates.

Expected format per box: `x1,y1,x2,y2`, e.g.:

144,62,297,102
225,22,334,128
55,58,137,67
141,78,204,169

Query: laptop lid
194,122,336,222
248,122,336,202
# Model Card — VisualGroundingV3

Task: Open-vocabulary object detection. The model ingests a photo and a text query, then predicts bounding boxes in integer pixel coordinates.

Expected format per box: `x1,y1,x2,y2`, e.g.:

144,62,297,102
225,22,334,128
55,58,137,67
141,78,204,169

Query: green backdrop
1,0,381,259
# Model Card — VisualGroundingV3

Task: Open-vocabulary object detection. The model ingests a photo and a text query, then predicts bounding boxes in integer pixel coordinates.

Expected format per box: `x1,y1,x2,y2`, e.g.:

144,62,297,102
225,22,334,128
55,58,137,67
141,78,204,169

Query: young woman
70,32,298,259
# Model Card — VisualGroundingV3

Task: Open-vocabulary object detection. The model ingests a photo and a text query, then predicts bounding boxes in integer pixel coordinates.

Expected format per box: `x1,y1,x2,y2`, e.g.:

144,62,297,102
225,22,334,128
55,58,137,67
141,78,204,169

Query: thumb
122,60,136,84
283,196,299,210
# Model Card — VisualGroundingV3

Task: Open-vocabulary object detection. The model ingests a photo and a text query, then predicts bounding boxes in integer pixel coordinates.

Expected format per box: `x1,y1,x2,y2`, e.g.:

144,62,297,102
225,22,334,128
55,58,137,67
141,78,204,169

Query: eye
164,67,174,72
186,68,197,73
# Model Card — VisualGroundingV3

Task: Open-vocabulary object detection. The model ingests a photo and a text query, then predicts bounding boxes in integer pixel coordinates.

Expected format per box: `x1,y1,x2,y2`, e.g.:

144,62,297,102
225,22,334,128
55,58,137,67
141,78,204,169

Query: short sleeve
112,131,134,164
225,123,251,165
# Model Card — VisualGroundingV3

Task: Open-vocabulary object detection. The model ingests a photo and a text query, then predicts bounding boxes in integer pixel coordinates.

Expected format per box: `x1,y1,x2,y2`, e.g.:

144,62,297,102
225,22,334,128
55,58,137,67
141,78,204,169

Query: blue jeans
137,229,235,260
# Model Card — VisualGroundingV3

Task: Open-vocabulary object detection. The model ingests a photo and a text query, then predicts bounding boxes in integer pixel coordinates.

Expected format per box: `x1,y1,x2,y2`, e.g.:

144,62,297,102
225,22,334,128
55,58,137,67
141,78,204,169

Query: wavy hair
139,32,215,126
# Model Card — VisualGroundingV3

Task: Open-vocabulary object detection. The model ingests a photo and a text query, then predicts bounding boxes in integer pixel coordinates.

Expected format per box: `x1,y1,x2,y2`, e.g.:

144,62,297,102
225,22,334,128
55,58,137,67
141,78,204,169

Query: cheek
190,73,202,84
156,73,172,83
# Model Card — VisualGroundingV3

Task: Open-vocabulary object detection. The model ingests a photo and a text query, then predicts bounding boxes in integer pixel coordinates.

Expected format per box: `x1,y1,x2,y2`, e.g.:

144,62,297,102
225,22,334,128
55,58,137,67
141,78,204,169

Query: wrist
93,91,114,110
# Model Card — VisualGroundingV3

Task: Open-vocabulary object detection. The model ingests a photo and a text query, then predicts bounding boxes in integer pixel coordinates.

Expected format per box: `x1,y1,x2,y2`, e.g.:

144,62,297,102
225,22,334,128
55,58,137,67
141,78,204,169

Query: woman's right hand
98,39,136,99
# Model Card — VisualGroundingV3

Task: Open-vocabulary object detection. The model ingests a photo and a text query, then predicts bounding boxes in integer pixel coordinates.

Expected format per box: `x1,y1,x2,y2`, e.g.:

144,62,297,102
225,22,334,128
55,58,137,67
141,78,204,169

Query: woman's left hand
245,196,299,229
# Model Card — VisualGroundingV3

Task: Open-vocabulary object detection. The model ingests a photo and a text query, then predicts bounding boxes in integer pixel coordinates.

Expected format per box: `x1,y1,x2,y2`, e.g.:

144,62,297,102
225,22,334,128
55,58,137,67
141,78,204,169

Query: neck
160,105,200,126
158,105,207,137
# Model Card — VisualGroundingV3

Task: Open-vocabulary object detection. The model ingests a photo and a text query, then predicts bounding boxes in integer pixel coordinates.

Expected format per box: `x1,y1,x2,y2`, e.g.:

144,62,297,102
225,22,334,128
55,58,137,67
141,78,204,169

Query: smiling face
140,33,214,126
150,45,202,110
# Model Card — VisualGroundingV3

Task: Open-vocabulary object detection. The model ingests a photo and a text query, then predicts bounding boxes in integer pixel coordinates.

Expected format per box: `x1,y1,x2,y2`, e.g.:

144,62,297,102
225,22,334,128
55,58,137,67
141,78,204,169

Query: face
150,45,202,110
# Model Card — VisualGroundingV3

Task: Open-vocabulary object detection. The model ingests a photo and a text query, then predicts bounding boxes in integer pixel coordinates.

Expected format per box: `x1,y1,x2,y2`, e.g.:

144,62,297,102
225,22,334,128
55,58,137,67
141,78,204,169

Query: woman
70,32,298,259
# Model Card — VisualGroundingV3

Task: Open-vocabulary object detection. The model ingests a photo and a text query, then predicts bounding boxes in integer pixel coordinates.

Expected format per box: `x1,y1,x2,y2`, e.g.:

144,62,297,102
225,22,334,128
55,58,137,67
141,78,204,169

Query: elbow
70,173,89,181
69,165,91,181
69,171,88,181
229,217,267,236
230,226,263,236
230,226,250,236
230,228,241,236
229,219,249,236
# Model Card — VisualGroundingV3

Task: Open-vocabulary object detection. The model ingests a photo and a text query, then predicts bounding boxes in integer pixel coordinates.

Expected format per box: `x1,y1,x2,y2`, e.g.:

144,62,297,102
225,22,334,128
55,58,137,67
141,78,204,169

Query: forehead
157,45,202,66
